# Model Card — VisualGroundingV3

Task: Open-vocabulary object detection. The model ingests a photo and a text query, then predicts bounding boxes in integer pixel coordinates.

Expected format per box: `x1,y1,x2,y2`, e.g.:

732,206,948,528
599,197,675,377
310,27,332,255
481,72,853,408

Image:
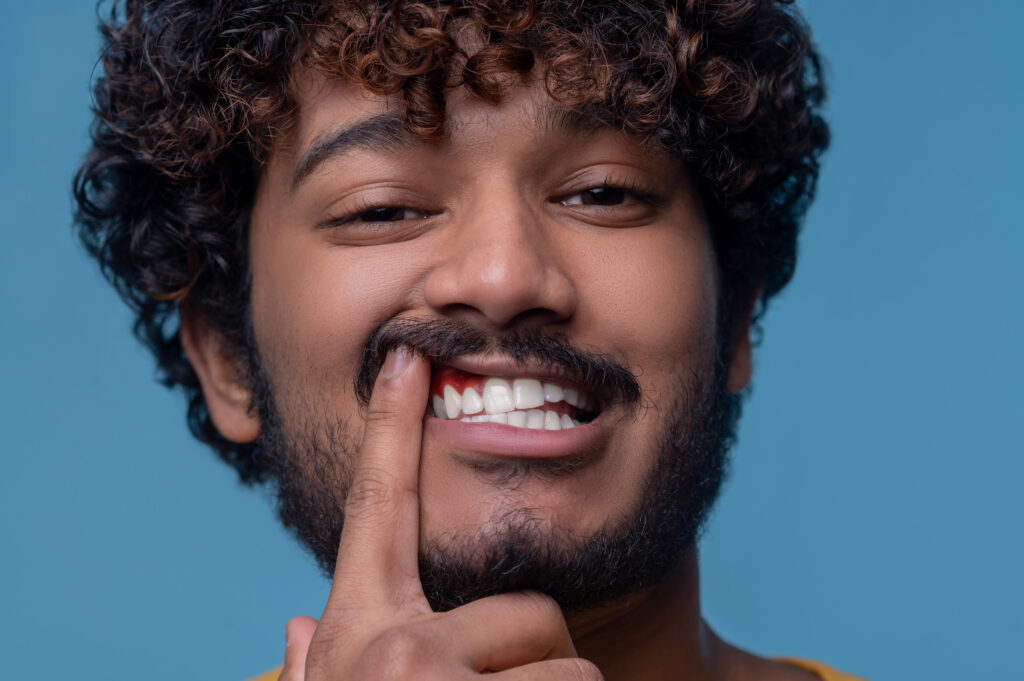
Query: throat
569,553,716,681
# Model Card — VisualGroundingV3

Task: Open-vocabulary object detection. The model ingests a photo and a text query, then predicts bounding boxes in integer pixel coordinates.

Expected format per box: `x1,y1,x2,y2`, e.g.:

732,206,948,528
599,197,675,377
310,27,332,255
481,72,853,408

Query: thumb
278,616,318,681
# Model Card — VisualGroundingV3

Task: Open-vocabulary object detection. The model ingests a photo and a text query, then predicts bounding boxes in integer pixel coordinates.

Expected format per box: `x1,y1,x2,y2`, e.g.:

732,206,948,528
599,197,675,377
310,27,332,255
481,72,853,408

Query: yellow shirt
248,658,866,680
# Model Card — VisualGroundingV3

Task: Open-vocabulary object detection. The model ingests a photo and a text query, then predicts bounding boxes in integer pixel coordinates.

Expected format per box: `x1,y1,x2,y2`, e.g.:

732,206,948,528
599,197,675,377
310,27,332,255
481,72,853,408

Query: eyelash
323,198,434,229
323,177,663,230
560,176,663,208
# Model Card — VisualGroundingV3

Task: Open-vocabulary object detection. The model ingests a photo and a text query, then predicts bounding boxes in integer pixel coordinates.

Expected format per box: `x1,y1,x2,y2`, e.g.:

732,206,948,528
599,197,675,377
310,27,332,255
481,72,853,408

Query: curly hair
74,0,829,483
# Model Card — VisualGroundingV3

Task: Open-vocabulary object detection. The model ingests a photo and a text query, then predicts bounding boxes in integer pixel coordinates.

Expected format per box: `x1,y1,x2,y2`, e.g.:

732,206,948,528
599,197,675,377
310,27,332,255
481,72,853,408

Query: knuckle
519,591,565,629
566,658,605,681
345,469,396,514
366,626,430,678
364,400,402,429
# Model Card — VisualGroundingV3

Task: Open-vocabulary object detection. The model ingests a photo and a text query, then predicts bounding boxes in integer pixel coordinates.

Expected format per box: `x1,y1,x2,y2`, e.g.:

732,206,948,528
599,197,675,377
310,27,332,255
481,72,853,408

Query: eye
560,186,633,207
552,178,666,228
330,204,430,227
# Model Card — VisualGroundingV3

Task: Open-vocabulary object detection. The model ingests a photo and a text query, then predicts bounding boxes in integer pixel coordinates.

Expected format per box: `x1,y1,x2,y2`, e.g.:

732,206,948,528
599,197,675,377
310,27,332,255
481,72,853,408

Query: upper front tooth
462,387,483,415
543,382,564,403
564,387,580,408
432,394,446,419
513,378,545,409
443,385,463,419
482,378,515,414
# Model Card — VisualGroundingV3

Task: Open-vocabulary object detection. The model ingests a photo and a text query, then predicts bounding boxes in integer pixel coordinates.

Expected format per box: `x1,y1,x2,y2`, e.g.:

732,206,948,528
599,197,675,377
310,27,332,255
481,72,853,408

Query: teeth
564,387,580,408
443,385,463,420
513,378,545,410
462,387,483,415
430,374,595,426
526,409,546,430
450,408,583,430
543,382,564,403
482,378,515,414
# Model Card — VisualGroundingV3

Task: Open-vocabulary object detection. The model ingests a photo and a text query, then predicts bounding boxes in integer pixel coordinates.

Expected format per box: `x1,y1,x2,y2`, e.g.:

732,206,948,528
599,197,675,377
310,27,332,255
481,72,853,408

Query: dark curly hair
74,0,829,484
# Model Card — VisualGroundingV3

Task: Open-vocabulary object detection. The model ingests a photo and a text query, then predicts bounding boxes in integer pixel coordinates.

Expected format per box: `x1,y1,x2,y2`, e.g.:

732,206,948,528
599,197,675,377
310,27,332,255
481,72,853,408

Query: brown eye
560,186,635,207
581,187,626,205
326,205,431,229
356,206,417,222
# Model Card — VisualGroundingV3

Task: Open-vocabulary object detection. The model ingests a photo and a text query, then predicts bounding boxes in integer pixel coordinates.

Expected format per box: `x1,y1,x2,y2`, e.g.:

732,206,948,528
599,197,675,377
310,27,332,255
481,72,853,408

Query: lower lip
424,412,608,459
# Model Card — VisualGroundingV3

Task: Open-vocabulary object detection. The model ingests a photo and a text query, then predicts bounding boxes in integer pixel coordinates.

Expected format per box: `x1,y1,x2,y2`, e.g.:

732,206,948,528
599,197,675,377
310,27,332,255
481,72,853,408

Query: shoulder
775,657,869,681
243,668,281,681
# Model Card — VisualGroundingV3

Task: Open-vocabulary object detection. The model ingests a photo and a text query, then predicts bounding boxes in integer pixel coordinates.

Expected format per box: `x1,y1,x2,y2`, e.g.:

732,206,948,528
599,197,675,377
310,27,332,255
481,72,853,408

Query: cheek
248,225,425,406
574,225,718,388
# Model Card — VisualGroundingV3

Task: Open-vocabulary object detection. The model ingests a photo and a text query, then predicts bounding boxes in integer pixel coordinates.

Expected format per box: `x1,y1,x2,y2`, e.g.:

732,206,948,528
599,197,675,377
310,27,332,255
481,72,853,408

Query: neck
567,546,725,681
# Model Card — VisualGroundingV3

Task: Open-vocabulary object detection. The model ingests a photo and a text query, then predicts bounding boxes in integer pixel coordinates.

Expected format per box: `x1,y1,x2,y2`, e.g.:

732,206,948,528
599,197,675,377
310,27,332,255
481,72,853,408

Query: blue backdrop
2,2,1021,679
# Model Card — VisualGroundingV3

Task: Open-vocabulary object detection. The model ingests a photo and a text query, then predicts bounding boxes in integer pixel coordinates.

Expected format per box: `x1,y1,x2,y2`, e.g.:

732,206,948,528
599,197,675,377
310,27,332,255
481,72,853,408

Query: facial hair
248,318,740,615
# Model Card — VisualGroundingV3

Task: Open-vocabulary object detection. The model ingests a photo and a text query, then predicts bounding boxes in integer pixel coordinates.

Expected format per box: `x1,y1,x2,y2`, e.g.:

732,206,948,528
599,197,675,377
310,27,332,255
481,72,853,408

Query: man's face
223,72,746,610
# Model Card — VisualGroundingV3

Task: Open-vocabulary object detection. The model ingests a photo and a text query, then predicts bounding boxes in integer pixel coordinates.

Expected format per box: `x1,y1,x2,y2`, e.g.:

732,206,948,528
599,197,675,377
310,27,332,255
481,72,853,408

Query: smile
427,366,599,431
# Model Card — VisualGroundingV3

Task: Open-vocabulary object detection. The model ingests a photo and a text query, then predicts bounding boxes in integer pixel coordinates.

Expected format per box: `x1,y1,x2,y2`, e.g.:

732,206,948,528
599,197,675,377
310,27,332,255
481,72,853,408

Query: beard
247,318,740,616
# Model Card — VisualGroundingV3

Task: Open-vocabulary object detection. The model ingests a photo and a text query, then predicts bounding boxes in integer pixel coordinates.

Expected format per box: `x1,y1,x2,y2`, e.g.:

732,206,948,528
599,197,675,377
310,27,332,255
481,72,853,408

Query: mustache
354,318,641,409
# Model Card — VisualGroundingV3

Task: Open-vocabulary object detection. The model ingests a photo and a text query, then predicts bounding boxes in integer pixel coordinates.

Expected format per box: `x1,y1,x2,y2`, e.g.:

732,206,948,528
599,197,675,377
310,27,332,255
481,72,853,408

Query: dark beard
249,318,740,616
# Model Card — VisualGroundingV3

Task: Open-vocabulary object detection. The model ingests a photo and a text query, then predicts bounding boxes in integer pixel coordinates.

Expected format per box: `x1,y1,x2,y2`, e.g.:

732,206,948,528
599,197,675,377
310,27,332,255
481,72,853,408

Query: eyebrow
290,102,646,190
291,111,412,189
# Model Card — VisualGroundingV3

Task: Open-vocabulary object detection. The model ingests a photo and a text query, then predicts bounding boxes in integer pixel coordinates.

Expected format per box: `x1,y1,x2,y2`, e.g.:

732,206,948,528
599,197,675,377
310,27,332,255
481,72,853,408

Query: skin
182,72,817,680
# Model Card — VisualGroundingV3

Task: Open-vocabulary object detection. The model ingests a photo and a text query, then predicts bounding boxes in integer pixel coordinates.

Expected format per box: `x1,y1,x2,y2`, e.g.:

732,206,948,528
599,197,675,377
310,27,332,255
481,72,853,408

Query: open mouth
426,365,601,431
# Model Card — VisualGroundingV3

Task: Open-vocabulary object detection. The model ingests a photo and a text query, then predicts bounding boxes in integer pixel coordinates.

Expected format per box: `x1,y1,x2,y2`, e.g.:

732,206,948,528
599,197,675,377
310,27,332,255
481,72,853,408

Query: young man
76,1,856,679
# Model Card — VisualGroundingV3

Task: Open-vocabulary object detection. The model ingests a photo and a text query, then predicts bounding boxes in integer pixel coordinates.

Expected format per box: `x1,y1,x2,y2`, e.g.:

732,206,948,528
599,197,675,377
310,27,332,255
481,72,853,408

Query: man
75,0,857,679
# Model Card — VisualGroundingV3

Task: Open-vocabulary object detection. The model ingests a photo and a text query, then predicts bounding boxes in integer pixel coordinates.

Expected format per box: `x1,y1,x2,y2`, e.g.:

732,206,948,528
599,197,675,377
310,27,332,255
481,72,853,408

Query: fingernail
381,347,413,380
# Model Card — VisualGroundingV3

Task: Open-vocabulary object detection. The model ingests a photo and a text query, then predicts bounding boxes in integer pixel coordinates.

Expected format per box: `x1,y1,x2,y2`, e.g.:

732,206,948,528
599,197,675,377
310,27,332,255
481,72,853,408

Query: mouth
426,365,601,431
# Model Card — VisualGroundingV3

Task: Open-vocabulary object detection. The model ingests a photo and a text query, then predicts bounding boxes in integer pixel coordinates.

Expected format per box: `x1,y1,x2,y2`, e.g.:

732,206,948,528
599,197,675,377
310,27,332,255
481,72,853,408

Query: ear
180,306,260,443
726,291,760,394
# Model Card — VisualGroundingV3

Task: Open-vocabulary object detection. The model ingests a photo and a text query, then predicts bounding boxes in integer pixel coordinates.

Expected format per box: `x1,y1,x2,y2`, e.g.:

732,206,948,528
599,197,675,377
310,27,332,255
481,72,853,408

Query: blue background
2,2,1021,678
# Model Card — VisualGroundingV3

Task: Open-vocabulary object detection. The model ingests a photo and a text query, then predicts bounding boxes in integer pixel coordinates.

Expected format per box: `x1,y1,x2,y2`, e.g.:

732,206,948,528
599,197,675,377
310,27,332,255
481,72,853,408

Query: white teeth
543,382,564,403
448,406,581,430
482,378,515,414
526,409,546,430
513,378,545,410
564,387,580,408
443,385,463,420
432,373,595,426
462,387,483,415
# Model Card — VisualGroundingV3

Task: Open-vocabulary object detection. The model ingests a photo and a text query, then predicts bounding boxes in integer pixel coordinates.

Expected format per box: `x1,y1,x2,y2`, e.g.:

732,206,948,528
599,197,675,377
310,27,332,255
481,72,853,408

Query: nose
423,191,577,329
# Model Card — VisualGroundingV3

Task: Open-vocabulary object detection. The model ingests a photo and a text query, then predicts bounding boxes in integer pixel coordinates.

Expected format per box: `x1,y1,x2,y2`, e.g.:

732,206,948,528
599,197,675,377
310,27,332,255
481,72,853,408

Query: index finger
329,347,431,608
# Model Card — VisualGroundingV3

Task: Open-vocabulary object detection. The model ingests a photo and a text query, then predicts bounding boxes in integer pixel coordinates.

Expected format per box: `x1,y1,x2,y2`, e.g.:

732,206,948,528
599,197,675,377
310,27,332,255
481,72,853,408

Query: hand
279,348,603,681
